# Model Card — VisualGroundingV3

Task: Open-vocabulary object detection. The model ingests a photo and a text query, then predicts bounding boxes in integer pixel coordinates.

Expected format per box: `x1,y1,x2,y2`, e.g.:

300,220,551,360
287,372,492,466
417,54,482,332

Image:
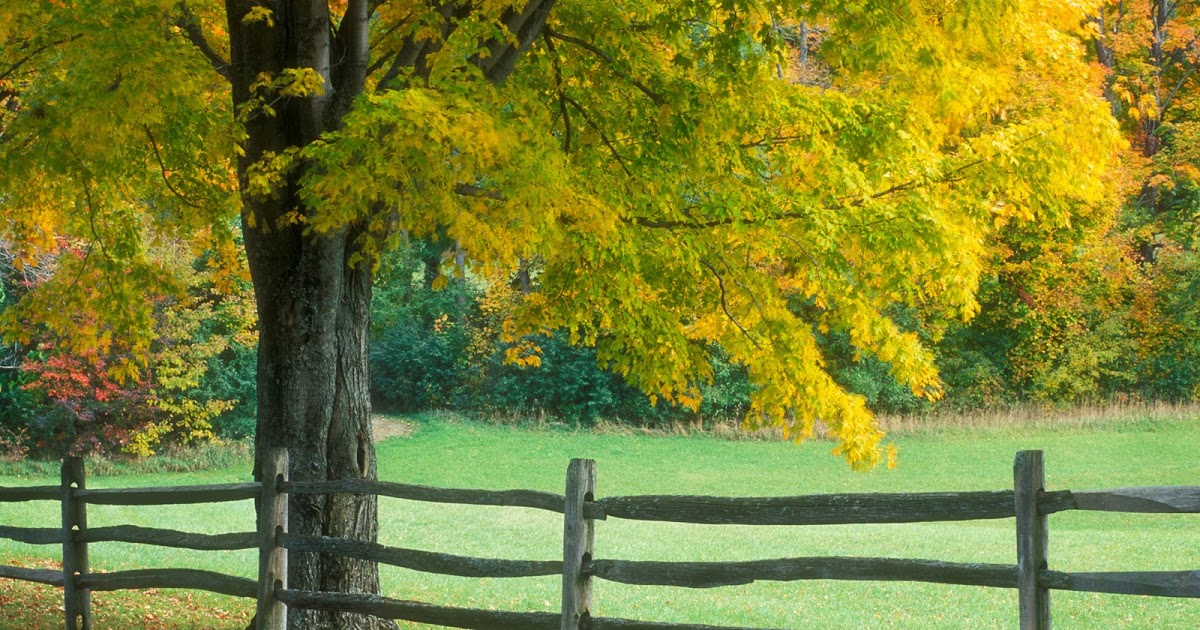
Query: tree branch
453,182,505,200
713,252,765,316
378,38,428,88
545,27,665,105
631,150,994,230
1160,64,1196,117
0,35,83,85
739,134,808,149
366,52,396,79
699,259,761,349
174,3,231,81
364,17,412,78
78,179,115,298
331,0,371,118
378,2,462,90
543,32,572,153
562,94,632,177
481,0,558,84
144,125,204,209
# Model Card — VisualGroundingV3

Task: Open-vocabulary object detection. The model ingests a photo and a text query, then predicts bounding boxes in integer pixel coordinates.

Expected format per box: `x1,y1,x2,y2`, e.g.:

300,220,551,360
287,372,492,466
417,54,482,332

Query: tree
1,1,1118,627
1093,1,1200,238
1091,0,1200,397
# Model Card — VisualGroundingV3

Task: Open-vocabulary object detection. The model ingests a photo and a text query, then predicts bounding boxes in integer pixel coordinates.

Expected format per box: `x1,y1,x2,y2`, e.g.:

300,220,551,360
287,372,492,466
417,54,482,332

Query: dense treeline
365,228,1200,423
1,3,1198,459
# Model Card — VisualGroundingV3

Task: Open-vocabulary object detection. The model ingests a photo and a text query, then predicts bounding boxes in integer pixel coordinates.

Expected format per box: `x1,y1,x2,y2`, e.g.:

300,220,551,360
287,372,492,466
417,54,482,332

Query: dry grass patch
877,400,1200,436
372,415,418,442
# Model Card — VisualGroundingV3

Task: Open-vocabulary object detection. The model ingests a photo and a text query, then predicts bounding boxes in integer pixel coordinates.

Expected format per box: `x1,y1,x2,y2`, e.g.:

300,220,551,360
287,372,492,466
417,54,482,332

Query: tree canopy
0,0,1120,470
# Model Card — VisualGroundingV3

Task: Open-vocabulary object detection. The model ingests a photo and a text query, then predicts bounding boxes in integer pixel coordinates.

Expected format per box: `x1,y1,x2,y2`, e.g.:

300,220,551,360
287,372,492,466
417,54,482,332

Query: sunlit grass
2,412,1198,628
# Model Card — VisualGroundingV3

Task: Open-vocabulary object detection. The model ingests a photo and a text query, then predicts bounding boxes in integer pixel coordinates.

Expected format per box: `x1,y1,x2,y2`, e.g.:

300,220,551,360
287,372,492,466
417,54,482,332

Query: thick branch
377,0,552,89
174,3,231,81
331,0,371,119
378,3,461,89
377,38,427,88
543,32,572,152
364,19,412,78
366,51,396,78
481,0,558,84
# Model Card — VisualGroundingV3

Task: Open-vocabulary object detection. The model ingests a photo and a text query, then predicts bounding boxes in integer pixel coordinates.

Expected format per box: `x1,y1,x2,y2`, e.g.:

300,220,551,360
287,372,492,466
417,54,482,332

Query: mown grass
2,411,1198,628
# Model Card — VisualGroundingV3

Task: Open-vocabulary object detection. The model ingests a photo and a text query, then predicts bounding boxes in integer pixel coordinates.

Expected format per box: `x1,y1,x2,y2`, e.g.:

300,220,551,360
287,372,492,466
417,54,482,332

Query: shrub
372,317,470,411
194,342,258,439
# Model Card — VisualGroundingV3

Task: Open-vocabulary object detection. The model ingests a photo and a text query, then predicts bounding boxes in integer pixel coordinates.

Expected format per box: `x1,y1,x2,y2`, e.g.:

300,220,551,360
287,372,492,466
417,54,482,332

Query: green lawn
2,415,1199,628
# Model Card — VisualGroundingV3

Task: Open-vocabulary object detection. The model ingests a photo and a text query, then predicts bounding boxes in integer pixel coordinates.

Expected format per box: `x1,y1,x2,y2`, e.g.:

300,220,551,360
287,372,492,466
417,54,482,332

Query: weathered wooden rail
0,449,1196,629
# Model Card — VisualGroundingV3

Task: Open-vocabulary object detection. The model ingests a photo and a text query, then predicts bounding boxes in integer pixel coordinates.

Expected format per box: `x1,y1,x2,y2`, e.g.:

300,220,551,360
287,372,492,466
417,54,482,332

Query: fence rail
0,449,1196,630
278,533,563,578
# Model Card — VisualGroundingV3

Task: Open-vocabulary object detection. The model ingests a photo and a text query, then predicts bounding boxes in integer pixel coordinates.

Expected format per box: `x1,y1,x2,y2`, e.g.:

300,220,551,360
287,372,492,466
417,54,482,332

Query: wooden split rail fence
1,449,1198,629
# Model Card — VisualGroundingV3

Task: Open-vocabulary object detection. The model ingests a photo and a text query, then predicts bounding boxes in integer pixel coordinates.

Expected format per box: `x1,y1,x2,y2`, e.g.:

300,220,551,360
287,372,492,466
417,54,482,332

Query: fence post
258,448,289,630
1014,450,1050,629
61,456,91,630
561,458,596,630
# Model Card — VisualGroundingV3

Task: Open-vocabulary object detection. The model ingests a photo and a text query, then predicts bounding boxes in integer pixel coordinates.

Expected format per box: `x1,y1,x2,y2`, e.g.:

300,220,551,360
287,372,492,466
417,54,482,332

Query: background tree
0,234,255,456
1093,0,1200,397
0,1,1119,627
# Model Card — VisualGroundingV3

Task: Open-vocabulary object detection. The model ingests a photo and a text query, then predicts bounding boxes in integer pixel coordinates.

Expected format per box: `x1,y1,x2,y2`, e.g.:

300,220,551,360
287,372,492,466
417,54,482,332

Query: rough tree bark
225,1,381,627
220,1,554,627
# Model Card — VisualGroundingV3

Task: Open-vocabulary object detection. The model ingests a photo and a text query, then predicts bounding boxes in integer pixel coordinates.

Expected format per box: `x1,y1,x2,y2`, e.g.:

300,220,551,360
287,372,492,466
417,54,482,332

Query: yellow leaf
242,6,275,26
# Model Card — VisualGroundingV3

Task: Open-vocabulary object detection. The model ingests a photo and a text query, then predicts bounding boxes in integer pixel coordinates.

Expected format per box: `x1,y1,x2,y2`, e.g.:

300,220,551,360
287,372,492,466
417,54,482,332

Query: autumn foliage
0,237,256,457
2,0,1196,474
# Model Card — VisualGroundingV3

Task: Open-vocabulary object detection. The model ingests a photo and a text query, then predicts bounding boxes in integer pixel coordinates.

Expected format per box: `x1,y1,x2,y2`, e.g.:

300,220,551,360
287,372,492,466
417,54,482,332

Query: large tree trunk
224,1,385,628
220,1,553,626
248,221,381,629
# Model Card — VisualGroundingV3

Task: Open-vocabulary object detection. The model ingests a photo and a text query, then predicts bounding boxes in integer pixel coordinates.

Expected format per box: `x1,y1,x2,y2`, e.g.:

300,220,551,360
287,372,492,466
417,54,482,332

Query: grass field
2,411,1199,628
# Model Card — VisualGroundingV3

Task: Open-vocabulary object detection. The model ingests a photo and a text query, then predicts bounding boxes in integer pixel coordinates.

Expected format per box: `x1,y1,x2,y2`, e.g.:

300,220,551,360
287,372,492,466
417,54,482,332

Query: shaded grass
0,440,253,479
2,412,1199,628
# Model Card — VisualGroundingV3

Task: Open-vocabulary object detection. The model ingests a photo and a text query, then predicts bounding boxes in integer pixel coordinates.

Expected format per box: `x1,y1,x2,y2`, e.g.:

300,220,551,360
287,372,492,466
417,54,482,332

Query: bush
373,318,471,411
194,342,258,439
473,333,660,425
695,350,753,420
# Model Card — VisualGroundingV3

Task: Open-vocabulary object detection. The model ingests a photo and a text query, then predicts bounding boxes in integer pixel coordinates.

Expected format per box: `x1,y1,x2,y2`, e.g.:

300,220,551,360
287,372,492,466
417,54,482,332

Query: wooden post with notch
61,456,91,630
258,448,289,630
561,458,596,630
1014,450,1050,629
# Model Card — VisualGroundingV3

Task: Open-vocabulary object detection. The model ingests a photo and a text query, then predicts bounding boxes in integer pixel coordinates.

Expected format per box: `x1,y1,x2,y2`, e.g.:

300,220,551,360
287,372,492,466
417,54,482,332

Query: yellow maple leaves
0,0,1123,471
